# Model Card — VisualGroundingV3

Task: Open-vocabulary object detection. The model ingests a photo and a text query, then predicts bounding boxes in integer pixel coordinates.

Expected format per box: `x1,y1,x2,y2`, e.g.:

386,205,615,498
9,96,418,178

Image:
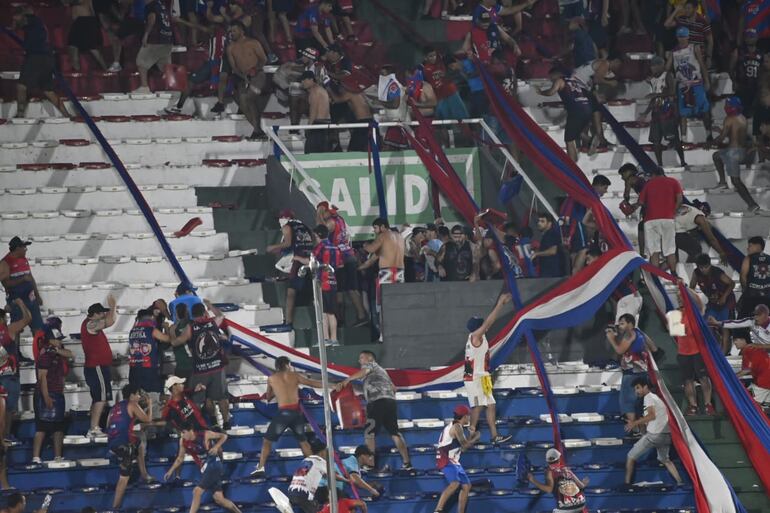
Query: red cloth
422,60,457,99
638,176,683,221
676,314,700,356
320,499,360,513
742,347,770,389
80,319,113,367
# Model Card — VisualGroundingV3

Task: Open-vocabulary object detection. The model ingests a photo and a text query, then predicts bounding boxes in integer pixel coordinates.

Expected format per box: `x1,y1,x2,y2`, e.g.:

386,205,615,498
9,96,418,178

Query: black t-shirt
443,241,473,281
22,15,50,55
538,227,564,278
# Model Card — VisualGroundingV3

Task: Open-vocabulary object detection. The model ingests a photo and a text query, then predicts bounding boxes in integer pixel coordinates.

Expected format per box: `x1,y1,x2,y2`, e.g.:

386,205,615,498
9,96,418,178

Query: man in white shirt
285,439,329,513
623,377,683,486
711,303,770,348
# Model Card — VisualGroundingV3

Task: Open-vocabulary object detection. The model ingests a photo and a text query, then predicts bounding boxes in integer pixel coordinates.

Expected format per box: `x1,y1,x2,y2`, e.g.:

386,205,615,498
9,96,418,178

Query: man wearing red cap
316,202,368,327
528,448,589,513
267,210,315,328
713,96,761,212
434,404,479,513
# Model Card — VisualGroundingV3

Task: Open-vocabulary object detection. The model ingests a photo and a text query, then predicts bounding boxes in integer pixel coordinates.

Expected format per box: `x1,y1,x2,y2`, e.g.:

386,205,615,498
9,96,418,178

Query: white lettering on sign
404,175,428,214
331,178,356,216
358,177,378,216
386,175,397,212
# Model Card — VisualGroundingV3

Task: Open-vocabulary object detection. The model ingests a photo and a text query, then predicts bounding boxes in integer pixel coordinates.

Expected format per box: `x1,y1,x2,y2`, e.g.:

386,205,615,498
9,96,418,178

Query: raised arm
7,298,31,338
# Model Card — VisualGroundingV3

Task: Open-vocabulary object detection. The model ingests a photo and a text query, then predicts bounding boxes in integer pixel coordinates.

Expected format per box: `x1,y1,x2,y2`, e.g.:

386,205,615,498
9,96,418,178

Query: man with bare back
303,70,332,153
329,88,374,152
360,218,404,337
713,96,761,212
250,356,325,477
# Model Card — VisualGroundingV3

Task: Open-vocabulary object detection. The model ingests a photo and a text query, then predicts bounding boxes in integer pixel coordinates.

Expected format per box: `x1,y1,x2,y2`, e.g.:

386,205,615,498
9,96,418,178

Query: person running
528,448,589,513
624,377,683,486
361,218,405,338
434,405,480,513
464,293,513,444
267,209,315,329
107,384,152,509
537,67,593,162
640,56,686,167
667,26,713,144
250,356,324,477
713,97,761,212
335,351,412,470
163,424,242,513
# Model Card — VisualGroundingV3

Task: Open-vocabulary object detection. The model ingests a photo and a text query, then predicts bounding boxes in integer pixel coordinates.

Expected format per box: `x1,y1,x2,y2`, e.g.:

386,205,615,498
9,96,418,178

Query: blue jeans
8,295,44,332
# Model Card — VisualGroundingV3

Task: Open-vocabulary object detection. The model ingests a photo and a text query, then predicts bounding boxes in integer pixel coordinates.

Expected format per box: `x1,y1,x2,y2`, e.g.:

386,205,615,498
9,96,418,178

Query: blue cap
467,316,484,332
726,96,742,108
676,26,689,38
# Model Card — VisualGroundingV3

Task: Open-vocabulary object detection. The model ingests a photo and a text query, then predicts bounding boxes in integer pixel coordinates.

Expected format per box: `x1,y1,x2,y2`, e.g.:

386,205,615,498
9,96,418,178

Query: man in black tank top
740,236,770,317
267,209,315,328
438,225,476,281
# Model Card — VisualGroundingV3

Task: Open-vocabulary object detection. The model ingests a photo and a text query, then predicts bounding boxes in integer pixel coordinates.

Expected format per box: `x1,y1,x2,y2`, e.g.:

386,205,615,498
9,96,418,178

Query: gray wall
266,156,316,224
379,278,613,368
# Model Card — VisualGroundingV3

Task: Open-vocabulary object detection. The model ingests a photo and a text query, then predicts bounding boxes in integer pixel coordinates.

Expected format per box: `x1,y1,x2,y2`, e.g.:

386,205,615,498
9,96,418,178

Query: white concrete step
0,186,196,212
0,163,267,188
0,138,271,167
29,253,248,284
615,215,770,240
601,187,770,214
0,209,214,236
0,230,230,258
575,147,723,170
587,165,770,192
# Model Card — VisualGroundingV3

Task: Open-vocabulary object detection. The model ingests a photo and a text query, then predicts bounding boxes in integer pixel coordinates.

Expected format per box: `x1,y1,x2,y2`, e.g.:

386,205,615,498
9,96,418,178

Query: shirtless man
329,88,374,152
66,0,107,72
360,218,404,338
250,356,325,477
713,96,760,212
226,21,269,140
303,70,332,153
407,68,437,117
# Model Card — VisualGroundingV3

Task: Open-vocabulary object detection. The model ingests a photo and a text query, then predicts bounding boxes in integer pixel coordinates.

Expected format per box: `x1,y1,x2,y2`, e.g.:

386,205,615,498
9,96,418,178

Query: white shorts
616,293,643,324
464,378,496,408
674,205,704,233
752,384,770,405
643,219,676,257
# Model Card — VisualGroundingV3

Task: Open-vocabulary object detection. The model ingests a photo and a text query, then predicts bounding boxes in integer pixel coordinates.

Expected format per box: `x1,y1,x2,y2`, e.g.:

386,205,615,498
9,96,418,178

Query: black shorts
569,222,588,253
190,370,227,402
288,490,317,513
304,120,333,154
677,354,708,382
336,256,359,292
271,0,294,13
649,113,679,144
84,366,113,403
68,16,103,51
288,259,311,291
190,60,221,85
116,18,144,39
330,101,353,123
34,391,66,433
365,398,400,437
129,366,162,394
112,444,138,477
322,290,337,314
220,51,232,75
19,54,55,92
564,107,591,143
295,36,321,54
265,407,308,442
198,457,224,491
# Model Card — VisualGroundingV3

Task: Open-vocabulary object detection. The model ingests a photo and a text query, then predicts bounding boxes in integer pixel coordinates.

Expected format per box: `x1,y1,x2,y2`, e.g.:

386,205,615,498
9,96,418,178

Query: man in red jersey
81,296,117,439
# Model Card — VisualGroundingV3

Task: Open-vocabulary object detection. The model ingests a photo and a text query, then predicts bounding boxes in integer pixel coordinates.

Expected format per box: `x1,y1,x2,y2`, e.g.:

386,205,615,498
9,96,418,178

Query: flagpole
300,255,338,513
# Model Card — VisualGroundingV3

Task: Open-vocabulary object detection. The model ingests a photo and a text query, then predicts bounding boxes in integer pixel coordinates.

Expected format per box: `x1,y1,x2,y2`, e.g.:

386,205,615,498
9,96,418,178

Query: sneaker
164,106,182,115
402,462,414,471
491,434,513,445
248,130,269,141
267,52,280,64
223,421,232,431
54,456,65,462
210,101,225,114
31,457,42,464
705,404,717,416
87,427,105,438
250,464,266,477
685,405,698,416
107,62,122,72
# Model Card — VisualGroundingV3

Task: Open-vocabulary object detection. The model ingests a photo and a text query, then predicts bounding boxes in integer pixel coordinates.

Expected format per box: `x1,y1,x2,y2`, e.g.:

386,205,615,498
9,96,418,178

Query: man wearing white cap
162,375,208,433
528,448,589,513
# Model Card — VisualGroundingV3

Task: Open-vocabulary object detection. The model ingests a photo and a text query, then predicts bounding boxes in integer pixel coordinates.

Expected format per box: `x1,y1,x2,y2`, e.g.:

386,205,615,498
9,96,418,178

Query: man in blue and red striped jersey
739,0,770,49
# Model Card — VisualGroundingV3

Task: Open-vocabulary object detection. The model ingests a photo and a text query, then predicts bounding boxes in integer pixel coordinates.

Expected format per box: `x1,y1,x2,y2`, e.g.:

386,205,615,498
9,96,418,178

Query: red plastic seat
101,115,131,122
59,139,90,146
50,163,78,170
17,163,51,171
80,162,111,169
131,114,162,122
230,158,266,167
162,63,188,92
213,135,243,142
202,159,230,167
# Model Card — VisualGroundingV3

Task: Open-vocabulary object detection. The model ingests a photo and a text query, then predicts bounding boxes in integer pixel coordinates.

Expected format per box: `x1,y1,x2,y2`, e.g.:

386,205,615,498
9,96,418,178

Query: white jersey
572,61,596,91
464,334,490,381
722,318,770,345
288,455,327,500
436,422,463,468
649,72,667,95
672,45,702,87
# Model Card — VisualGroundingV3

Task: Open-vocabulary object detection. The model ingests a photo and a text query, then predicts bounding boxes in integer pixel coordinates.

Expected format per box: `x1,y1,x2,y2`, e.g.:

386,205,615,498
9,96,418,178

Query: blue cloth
442,463,471,485
22,15,49,55
199,457,224,491
169,294,204,323
538,227,564,278
678,83,710,118
462,59,484,92
9,295,43,331
619,372,641,414
706,304,731,322
319,456,358,490
572,29,597,67
436,92,470,120
0,376,20,413
131,0,146,20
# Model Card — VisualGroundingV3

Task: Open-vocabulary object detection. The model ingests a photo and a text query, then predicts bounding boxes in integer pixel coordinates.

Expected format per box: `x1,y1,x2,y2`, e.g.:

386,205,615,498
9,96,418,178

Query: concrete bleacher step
0,138,271,167
0,209,215,236
591,165,770,191
0,185,198,212
0,163,267,188
616,215,770,241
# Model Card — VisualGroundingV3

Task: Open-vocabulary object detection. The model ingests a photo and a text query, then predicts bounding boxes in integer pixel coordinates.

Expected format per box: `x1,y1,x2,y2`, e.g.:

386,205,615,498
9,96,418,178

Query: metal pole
300,255,338,513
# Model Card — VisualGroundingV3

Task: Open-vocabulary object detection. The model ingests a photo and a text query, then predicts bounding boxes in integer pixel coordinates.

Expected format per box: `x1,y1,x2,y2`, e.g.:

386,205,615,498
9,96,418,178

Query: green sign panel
284,149,481,239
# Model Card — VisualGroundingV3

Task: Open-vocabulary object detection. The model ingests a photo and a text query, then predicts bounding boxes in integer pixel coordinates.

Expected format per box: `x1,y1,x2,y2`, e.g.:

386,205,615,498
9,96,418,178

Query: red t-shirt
742,347,770,389
676,313,700,356
321,499,360,513
80,318,113,367
422,60,457,99
638,176,682,221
